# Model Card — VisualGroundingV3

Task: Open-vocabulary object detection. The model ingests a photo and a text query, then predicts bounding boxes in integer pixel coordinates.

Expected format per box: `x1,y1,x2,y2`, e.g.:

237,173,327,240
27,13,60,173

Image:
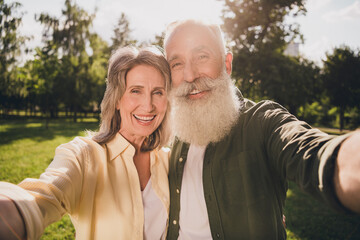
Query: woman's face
117,64,167,142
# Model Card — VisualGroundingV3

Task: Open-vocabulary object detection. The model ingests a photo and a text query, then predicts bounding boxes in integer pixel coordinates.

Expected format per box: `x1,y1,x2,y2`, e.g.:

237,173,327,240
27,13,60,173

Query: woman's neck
118,130,146,152
133,150,151,190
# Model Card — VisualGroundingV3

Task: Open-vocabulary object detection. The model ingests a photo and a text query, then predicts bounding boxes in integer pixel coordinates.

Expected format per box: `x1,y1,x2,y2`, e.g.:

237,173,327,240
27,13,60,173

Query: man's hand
334,130,360,214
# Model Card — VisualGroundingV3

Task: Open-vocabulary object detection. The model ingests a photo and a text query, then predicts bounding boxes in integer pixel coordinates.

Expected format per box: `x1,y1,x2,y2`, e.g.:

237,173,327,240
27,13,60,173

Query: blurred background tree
1,0,359,131
0,0,28,114
322,46,360,131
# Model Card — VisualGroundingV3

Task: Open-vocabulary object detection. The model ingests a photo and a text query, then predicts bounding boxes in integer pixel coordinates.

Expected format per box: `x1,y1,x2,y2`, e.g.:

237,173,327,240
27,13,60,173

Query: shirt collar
106,132,136,161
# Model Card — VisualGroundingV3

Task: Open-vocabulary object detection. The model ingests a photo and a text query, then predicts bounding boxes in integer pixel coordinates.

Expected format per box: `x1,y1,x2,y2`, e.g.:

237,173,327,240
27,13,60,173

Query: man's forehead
165,24,218,57
167,45,213,62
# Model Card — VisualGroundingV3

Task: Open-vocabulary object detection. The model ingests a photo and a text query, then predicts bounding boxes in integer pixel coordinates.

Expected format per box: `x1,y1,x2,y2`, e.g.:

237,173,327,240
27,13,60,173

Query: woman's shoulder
55,135,105,157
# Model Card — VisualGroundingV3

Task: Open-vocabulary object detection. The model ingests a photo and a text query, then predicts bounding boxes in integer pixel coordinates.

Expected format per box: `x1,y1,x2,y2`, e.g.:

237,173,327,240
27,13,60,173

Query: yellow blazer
0,133,170,239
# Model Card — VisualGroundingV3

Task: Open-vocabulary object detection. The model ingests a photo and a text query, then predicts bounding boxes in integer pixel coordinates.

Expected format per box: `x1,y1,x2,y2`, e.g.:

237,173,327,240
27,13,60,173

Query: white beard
170,71,240,146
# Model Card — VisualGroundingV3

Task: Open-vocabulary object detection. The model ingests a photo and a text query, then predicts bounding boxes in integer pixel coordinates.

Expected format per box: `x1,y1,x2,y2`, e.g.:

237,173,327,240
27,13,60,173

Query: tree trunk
73,106,77,123
339,106,345,132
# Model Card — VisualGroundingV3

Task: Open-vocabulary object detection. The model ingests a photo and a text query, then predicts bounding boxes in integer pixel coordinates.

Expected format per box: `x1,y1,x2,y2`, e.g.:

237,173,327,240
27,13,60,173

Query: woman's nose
143,94,155,112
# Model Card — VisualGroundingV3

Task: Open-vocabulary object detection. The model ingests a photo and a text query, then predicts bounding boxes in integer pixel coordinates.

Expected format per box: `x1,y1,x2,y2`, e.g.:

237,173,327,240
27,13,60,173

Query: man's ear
225,52,233,74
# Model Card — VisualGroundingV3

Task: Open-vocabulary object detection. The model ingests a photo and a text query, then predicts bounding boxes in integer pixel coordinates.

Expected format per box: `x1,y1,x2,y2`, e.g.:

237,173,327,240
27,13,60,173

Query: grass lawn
0,118,99,239
1,118,360,239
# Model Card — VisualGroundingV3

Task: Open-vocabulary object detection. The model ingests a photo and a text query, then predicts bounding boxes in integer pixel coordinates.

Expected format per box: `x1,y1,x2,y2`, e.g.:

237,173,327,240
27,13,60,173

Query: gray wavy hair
92,46,172,151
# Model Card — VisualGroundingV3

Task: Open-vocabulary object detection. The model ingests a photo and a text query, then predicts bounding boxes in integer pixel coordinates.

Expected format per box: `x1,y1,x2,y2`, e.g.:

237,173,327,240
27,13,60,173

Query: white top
142,178,168,240
178,144,212,240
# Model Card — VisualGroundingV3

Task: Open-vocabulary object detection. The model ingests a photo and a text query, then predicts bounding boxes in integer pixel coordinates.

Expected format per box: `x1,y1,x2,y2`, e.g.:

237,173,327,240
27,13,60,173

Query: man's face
165,24,230,100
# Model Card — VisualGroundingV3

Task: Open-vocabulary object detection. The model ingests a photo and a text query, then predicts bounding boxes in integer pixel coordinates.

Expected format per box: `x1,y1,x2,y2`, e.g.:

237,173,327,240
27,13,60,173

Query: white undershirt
142,178,167,240
178,144,212,240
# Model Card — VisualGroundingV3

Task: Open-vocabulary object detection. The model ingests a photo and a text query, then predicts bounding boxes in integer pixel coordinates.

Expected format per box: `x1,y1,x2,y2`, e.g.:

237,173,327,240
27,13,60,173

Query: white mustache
172,77,218,98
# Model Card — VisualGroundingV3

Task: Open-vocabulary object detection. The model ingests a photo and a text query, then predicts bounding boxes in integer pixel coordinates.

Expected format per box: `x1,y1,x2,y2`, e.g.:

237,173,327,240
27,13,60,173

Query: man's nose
183,62,199,83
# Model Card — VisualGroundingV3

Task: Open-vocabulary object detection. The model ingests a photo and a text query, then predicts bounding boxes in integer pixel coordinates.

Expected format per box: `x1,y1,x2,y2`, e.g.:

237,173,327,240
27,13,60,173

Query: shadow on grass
285,182,360,240
0,118,99,145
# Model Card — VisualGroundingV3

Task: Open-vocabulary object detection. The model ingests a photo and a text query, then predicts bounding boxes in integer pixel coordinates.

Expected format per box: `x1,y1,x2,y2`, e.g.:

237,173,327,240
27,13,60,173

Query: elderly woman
0,46,171,240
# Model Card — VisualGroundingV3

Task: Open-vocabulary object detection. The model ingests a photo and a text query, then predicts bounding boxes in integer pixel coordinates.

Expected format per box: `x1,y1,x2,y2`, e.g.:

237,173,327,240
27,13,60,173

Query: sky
9,0,360,65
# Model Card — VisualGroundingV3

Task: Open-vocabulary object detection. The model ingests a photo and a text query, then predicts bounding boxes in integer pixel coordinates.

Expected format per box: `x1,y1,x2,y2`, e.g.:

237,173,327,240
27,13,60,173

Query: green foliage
221,0,306,53
151,31,166,49
110,12,137,53
297,97,337,126
0,0,28,111
322,46,360,130
220,0,321,114
2,0,360,131
285,182,360,240
347,107,360,130
35,0,98,122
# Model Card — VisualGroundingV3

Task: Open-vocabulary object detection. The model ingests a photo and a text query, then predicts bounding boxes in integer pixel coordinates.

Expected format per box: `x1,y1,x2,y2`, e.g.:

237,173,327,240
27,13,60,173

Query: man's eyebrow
168,55,179,63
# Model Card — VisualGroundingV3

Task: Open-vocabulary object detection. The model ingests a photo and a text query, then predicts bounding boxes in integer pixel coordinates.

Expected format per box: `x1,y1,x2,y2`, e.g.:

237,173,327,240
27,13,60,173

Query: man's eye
199,55,208,60
171,62,182,69
154,91,164,96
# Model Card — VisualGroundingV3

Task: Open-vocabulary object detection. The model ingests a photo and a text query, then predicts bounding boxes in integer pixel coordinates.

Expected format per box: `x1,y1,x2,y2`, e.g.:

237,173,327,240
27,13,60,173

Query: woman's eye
130,89,140,94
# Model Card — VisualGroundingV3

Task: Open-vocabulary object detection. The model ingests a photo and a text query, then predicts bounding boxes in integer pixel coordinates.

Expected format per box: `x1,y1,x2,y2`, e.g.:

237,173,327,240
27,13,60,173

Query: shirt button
173,220,177,225
216,233,220,238
176,188,180,194
179,157,183,162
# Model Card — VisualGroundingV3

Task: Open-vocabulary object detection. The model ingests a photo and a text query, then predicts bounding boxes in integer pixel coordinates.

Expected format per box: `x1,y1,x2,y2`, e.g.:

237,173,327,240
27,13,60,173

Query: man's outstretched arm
334,130,360,214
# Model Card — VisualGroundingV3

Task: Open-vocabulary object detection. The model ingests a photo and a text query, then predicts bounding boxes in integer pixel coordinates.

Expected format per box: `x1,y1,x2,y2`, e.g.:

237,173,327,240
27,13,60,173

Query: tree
220,0,307,106
30,47,61,127
151,31,165,49
221,0,305,52
88,33,109,116
110,13,136,53
322,46,360,131
36,0,95,122
257,53,321,114
0,0,28,113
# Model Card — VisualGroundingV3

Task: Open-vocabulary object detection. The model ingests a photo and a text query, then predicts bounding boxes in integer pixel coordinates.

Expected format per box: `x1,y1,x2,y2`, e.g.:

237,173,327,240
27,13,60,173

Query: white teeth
134,115,155,121
190,89,201,95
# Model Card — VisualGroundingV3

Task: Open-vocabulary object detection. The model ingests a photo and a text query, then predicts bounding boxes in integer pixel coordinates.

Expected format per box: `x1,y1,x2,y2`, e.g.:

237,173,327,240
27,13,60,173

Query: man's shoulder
242,99,288,115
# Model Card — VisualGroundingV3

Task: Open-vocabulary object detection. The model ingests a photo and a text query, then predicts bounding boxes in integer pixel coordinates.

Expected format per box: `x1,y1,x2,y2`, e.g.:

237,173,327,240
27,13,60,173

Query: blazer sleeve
0,137,89,239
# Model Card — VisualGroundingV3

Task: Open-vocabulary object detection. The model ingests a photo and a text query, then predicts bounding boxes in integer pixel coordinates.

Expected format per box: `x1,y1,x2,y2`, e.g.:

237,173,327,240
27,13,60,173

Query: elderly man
164,19,360,239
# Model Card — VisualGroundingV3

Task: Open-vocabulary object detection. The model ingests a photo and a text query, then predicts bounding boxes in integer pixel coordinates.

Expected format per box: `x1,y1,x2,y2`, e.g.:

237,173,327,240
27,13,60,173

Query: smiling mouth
187,89,209,99
133,114,156,122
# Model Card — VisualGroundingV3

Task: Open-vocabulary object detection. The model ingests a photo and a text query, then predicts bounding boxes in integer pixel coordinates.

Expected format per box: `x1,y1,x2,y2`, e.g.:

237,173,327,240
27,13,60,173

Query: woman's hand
0,194,26,240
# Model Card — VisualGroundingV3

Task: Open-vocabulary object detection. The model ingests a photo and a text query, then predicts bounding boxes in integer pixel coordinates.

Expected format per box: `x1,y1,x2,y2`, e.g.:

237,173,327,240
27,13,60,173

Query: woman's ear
116,100,121,110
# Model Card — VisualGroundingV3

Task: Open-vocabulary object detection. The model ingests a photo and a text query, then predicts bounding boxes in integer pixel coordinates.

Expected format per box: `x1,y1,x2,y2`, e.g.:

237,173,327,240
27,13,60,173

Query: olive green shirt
167,99,350,240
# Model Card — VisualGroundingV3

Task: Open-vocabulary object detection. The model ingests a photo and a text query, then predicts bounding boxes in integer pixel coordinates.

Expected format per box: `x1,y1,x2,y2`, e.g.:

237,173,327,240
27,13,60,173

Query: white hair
169,70,240,146
163,19,227,61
